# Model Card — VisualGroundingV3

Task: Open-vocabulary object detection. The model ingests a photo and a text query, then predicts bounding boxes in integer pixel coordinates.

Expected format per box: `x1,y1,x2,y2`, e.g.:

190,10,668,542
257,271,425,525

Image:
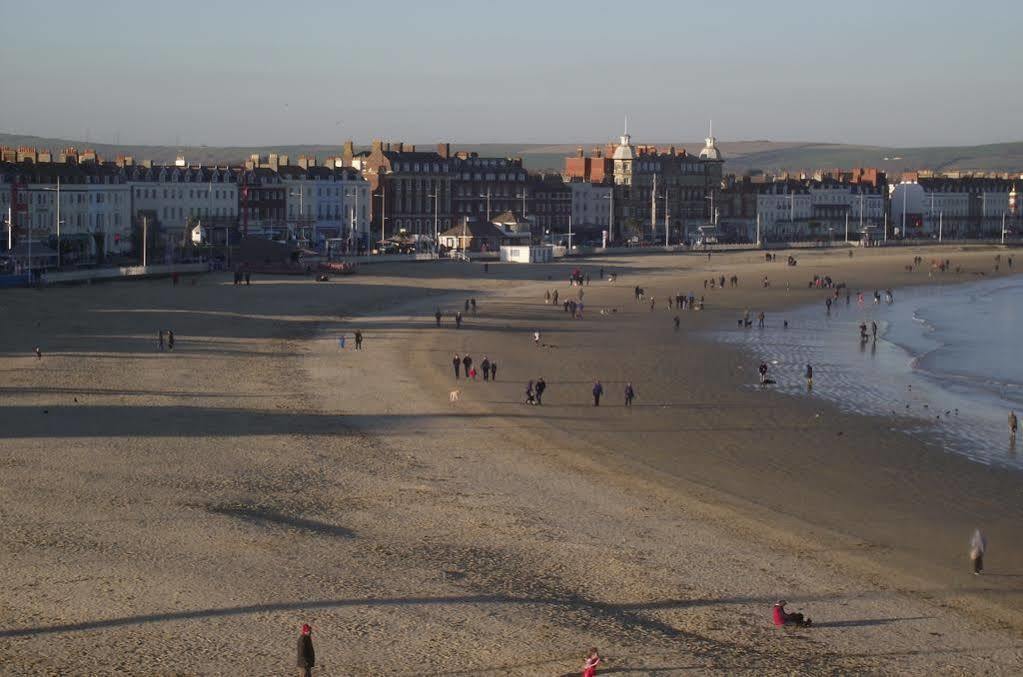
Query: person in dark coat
489,360,497,381
481,357,491,381
592,380,604,406
297,623,315,676
354,330,363,350
435,309,442,327
455,311,462,329
534,377,546,405
462,354,473,380
624,382,635,407
167,330,175,351
452,354,461,379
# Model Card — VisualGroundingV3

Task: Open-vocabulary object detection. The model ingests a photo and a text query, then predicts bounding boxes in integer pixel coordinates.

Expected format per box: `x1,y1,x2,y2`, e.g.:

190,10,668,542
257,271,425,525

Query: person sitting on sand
582,647,602,677
773,600,812,627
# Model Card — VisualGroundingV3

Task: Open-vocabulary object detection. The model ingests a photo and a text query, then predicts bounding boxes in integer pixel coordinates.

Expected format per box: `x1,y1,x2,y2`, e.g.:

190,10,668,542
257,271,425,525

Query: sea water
714,275,1023,469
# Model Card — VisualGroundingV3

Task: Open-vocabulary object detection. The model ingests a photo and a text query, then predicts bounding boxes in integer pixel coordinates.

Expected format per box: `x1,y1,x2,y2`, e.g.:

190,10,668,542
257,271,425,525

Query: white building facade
1,161,132,262
569,181,613,229
280,165,370,246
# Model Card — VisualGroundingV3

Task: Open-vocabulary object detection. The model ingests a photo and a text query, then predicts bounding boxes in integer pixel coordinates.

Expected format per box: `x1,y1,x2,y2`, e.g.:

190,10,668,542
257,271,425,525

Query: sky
1,0,1020,148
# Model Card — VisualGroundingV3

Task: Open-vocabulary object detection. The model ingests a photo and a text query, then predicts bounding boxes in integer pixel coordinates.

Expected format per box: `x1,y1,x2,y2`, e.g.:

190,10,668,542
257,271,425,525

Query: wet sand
2,246,1022,674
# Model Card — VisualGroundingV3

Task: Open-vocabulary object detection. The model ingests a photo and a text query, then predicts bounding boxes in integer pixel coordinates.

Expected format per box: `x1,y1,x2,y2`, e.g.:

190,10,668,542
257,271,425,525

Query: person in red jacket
772,600,812,627
297,623,315,676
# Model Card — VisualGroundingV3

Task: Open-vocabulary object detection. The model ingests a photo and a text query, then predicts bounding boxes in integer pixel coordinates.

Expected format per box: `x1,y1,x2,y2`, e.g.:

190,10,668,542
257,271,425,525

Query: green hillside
2,133,1021,176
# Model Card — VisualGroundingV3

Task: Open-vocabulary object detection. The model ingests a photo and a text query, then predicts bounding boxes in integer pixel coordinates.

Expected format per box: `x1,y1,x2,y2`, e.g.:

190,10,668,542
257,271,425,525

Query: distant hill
2,133,1022,176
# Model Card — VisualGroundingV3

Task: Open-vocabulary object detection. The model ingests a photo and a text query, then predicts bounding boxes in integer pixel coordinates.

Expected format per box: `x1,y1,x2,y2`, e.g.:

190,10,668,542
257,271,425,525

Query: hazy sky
2,1,1019,148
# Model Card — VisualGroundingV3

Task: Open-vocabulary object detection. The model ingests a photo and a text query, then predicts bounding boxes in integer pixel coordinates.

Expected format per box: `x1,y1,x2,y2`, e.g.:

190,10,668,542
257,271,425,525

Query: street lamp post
601,192,614,246
345,187,361,253
375,190,387,253
479,188,491,221
428,192,441,255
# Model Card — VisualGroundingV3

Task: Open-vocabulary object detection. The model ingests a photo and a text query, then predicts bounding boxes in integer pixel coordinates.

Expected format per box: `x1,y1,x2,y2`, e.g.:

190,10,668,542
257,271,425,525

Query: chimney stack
437,142,450,158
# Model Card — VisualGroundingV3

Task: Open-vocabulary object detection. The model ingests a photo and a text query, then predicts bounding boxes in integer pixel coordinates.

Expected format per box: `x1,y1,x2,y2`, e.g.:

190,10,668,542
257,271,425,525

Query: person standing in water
805,364,813,389
1009,410,1018,438
971,528,987,575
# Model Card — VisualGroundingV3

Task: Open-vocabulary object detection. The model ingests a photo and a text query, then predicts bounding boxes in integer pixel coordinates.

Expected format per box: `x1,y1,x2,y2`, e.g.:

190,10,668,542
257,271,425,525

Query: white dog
449,389,461,403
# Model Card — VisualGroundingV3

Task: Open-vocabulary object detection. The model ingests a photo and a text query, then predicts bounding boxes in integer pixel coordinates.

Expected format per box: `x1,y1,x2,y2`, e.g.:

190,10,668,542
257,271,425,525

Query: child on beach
582,647,602,677
971,528,987,575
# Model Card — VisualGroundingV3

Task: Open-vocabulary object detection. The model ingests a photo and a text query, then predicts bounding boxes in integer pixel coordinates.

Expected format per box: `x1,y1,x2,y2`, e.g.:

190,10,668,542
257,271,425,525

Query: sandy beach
2,246,1023,675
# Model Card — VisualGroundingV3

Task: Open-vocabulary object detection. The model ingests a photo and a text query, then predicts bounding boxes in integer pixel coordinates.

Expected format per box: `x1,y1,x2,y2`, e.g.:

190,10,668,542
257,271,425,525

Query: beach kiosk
500,245,553,264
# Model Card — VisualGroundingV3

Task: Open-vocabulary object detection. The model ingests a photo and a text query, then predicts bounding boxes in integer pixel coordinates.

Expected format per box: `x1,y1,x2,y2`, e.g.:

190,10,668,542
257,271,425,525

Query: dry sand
1,246,1022,675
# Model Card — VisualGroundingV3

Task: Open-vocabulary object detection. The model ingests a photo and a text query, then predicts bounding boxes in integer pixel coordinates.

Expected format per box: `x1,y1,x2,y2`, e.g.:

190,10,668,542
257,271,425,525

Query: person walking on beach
533,330,541,347
471,298,477,316
158,330,165,351
624,382,635,407
971,528,987,575
535,377,546,405
545,289,551,305
338,334,346,350
455,311,462,329
453,354,461,379
354,330,363,350
167,330,175,351
552,289,559,305
825,297,832,314
490,360,497,381
481,356,491,381
435,309,442,327
759,362,769,384
582,647,602,677
758,311,765,329
871,321,878,342
464,299,470,313
34,346,42,360
674,316,680,331
462,354,472,380
805,364,813,390
525,380,536,405
1010,410,1018,438
592,380,604,406
297,623,315,677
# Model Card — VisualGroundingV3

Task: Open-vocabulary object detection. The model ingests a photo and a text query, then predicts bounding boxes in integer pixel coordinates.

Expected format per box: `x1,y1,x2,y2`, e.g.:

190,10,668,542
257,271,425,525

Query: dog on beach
449,389,461,403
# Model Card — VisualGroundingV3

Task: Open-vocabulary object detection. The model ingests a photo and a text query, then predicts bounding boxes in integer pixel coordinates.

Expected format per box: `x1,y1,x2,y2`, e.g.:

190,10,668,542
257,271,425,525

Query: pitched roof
439,220,508,239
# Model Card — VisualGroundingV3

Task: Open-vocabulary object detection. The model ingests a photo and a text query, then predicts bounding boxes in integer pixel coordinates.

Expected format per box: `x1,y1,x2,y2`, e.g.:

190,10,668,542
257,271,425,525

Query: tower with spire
612,115,636,186
699,120,723,162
